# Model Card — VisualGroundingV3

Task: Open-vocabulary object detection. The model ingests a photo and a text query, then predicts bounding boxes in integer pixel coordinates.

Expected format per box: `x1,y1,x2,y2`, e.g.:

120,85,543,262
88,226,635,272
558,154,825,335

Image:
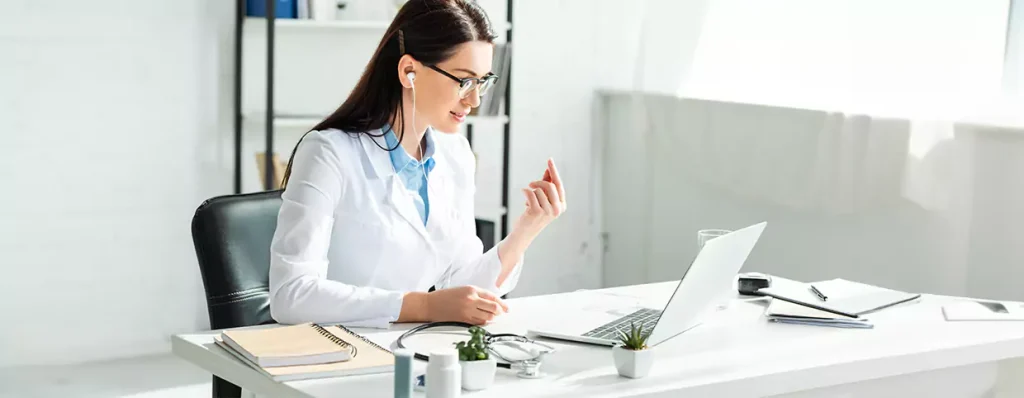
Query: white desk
173,280,1024,397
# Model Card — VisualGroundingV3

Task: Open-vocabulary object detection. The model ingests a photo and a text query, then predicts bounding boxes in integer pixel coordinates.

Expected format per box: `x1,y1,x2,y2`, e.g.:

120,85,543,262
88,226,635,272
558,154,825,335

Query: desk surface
173,280,1024,398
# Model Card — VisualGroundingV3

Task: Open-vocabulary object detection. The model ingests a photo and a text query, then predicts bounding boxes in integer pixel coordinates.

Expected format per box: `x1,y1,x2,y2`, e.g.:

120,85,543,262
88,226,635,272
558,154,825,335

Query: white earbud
406,72,416,87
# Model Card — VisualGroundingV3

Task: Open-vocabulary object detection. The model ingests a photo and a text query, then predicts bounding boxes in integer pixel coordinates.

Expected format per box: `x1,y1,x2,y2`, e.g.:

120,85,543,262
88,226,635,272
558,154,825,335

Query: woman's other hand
489,158,566,288
516,158,566,236
406,285,509,325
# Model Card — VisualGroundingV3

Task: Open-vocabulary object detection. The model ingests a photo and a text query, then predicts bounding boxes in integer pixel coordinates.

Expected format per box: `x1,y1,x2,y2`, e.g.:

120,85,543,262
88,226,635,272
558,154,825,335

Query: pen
810,285,828,301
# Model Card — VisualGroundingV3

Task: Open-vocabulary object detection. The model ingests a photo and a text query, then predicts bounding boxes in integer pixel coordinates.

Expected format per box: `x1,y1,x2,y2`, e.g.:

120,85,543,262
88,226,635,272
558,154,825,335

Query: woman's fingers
468,303,499,324
547,159,566,204
529,181,561,214
532,187,552,214
523,188,540,213
476,289,509,312
475,298,502,315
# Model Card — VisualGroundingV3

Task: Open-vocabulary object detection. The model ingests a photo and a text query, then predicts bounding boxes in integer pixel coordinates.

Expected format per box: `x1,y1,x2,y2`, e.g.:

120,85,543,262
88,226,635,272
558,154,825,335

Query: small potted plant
455,326,497,390
612,321,654,379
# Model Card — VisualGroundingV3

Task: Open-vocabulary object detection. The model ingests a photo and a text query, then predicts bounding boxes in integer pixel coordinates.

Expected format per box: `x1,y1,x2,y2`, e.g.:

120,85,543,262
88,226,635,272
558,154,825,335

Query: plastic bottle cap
429,348,458,366
394,348,413,358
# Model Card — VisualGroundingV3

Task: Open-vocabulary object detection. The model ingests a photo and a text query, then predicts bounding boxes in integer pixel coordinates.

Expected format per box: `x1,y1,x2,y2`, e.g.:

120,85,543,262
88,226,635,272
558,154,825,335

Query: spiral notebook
218,323,394,381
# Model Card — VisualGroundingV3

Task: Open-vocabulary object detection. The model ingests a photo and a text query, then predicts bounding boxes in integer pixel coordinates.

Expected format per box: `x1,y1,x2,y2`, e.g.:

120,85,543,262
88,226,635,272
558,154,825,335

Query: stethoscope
395,322,557,378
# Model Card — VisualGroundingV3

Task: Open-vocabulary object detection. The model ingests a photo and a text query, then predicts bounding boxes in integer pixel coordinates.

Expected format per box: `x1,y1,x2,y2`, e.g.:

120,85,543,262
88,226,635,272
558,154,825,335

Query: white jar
426,348,461,398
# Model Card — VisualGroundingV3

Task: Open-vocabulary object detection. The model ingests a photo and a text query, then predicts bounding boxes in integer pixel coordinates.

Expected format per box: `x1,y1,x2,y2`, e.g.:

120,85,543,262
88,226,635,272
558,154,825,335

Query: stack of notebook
215,323,394,382
759,278,921,329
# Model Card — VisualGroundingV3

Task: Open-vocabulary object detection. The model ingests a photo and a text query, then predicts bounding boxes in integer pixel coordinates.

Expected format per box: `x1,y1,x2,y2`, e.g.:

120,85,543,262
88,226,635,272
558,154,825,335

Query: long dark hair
281,0,497,187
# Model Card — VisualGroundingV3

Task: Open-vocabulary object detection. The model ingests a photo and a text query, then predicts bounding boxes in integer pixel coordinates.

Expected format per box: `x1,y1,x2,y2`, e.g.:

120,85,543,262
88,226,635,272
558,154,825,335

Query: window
682,0,1012,118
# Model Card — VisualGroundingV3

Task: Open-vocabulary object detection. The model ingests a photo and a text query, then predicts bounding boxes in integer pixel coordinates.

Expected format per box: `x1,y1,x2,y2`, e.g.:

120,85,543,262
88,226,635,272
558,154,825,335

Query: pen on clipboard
810,285,828,301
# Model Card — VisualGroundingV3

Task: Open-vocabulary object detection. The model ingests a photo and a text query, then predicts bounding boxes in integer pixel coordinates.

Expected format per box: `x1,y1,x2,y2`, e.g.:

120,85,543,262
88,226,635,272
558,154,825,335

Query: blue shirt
383,125,436,225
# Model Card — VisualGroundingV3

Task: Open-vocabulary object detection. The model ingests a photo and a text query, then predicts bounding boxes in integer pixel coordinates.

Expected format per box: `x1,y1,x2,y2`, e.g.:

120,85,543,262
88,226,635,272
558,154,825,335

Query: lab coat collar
359,129,397,179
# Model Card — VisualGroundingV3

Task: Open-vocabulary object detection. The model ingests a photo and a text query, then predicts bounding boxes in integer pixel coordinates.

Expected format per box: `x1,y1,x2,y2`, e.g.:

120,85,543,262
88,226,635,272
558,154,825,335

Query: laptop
528,222,766,347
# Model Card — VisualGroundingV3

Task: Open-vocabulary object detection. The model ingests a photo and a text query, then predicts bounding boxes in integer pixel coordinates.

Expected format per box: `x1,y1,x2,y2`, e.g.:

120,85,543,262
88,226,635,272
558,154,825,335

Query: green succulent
616,321,651,350
455,326,490,361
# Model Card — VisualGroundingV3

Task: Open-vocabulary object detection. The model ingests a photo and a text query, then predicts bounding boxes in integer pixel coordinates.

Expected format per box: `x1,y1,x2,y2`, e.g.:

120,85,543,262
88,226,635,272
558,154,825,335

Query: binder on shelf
246,0,298,18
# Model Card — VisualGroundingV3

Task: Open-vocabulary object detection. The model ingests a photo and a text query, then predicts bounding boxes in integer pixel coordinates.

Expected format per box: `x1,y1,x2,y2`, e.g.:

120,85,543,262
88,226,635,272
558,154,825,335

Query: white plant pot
612,345,654,379
460,357,497,391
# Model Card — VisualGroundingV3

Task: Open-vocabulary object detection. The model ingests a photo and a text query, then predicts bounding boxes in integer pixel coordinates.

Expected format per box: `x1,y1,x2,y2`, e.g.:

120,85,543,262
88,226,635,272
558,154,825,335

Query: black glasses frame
426,64,498,98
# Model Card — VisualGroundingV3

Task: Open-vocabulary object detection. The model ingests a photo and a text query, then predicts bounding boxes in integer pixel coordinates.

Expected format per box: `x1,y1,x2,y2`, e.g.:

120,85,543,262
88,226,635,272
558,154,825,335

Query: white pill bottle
426,348,461,398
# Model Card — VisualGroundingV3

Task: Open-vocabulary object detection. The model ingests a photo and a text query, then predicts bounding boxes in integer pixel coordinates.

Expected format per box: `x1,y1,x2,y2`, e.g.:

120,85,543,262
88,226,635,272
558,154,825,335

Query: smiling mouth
450,111,467,121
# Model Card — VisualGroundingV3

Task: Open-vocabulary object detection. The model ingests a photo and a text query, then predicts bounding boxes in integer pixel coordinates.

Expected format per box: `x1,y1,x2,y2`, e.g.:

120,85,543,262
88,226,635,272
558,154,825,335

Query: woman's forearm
495,227,536,287
398,291,430,322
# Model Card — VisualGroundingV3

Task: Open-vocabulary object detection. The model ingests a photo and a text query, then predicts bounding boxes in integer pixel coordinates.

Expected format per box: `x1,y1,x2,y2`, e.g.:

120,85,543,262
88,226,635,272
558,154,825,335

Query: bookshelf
245,17,391,30
244,16,510,31
233,0,514,238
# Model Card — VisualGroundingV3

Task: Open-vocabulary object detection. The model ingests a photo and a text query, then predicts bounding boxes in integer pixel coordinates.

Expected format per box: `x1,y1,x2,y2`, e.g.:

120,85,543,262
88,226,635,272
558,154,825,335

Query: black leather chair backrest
191,190,282,398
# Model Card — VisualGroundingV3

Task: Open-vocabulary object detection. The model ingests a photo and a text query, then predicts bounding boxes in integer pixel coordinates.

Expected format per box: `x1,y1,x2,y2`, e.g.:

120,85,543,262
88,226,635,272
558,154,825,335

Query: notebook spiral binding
311,324,358,358
311,324,394,357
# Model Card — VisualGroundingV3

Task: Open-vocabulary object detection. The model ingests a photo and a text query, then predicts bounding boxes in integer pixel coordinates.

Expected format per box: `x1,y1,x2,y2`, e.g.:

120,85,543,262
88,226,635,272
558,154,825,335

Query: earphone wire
410,76,449,289
410,77,428,186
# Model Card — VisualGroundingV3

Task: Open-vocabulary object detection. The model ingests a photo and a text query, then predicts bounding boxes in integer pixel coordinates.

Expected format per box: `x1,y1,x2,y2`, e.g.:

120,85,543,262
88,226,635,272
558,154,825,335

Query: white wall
506,0,604,296
591,0,712,95
1006,0,1024,97
0,0,234,366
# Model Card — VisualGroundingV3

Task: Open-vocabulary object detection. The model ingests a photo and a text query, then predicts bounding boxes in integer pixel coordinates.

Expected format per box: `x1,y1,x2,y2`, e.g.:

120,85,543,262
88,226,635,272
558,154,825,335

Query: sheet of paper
943,300,1024,321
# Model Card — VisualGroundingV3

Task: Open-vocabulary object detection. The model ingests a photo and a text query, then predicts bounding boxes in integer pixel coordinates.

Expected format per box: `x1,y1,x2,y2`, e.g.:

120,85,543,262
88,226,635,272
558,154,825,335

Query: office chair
191,190,282,398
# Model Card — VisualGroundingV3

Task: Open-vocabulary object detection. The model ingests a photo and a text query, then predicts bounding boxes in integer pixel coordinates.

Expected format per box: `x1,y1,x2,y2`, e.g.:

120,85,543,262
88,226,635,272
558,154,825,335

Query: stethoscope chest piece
513,358,546,379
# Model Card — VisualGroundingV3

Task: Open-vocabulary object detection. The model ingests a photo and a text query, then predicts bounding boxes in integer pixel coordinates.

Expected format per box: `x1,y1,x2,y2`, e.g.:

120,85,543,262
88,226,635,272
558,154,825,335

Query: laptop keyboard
582,308,663,340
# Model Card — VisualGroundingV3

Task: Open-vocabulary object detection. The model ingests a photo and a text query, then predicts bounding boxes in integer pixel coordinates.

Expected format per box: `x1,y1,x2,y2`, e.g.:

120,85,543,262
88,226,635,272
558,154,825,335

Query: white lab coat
268,128,522,327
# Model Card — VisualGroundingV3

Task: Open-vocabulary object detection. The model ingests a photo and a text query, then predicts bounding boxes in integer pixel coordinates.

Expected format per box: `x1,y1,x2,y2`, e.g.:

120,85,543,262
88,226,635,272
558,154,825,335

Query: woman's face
413,41,494,134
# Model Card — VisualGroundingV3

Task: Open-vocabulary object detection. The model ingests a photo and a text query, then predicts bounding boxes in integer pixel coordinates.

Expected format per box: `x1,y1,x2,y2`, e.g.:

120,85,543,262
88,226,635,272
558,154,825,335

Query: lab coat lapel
358,131,432,244
386,176,431,241
425,157,453,241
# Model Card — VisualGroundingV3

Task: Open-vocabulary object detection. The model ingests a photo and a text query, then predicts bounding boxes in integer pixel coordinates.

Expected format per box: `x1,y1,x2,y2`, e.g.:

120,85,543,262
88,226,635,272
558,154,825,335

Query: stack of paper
765,299,874,329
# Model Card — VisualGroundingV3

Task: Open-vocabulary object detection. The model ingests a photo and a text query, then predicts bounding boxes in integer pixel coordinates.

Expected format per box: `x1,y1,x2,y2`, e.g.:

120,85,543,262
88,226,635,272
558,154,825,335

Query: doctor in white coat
268,0,565,328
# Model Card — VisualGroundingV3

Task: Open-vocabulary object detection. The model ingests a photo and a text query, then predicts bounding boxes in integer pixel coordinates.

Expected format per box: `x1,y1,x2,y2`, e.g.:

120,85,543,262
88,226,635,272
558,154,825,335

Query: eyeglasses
426,64,498,99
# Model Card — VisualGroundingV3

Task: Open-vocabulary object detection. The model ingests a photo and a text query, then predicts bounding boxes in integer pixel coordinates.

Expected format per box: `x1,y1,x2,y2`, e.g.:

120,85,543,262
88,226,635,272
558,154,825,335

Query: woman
268,0,565,327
